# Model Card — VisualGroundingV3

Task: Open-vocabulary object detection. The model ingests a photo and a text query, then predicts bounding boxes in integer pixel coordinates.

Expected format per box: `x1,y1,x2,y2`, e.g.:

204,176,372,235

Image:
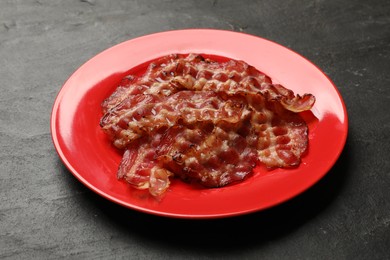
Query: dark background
1,0,389,259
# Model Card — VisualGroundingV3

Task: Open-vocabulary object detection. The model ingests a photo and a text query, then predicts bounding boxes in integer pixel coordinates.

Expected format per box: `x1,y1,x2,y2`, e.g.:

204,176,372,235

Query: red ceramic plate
51,29,348,219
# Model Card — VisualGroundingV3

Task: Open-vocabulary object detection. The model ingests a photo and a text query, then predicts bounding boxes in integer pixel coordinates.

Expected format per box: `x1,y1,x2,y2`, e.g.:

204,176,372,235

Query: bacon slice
101,54,315,196
101,91,251,149
102,54,315,112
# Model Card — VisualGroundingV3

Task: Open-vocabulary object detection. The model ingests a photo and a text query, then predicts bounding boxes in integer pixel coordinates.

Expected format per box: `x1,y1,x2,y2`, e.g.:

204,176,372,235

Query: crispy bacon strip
101,54,315,113
101,91,251,149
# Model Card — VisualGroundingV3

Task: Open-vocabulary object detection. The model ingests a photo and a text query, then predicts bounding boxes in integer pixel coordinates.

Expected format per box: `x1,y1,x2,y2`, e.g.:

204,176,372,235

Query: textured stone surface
1,0,389,259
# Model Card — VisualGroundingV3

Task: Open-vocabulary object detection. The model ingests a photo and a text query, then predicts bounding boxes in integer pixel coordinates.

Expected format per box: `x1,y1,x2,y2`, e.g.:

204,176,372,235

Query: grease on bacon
100,54,315,196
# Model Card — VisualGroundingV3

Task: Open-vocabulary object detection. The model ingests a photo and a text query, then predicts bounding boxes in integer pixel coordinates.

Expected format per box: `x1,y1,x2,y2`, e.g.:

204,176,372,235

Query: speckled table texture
1,0,389,259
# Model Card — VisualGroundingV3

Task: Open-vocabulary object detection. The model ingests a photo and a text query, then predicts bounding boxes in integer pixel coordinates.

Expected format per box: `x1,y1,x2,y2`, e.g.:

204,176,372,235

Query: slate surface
1,0,389,259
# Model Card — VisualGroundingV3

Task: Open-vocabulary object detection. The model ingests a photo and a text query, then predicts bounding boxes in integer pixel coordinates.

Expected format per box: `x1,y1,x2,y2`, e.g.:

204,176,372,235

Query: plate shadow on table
58,138,351,253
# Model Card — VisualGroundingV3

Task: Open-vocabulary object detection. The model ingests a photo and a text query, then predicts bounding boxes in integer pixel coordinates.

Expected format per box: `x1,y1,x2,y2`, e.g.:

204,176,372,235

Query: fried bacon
100,54,315,196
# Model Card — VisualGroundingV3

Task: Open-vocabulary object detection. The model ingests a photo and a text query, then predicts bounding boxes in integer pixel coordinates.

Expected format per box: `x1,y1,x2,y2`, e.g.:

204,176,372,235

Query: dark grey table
1,0,389,259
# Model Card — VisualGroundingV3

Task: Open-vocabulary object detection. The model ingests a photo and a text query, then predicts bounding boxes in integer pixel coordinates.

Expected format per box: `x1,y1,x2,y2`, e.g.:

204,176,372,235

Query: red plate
51,29,348,219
